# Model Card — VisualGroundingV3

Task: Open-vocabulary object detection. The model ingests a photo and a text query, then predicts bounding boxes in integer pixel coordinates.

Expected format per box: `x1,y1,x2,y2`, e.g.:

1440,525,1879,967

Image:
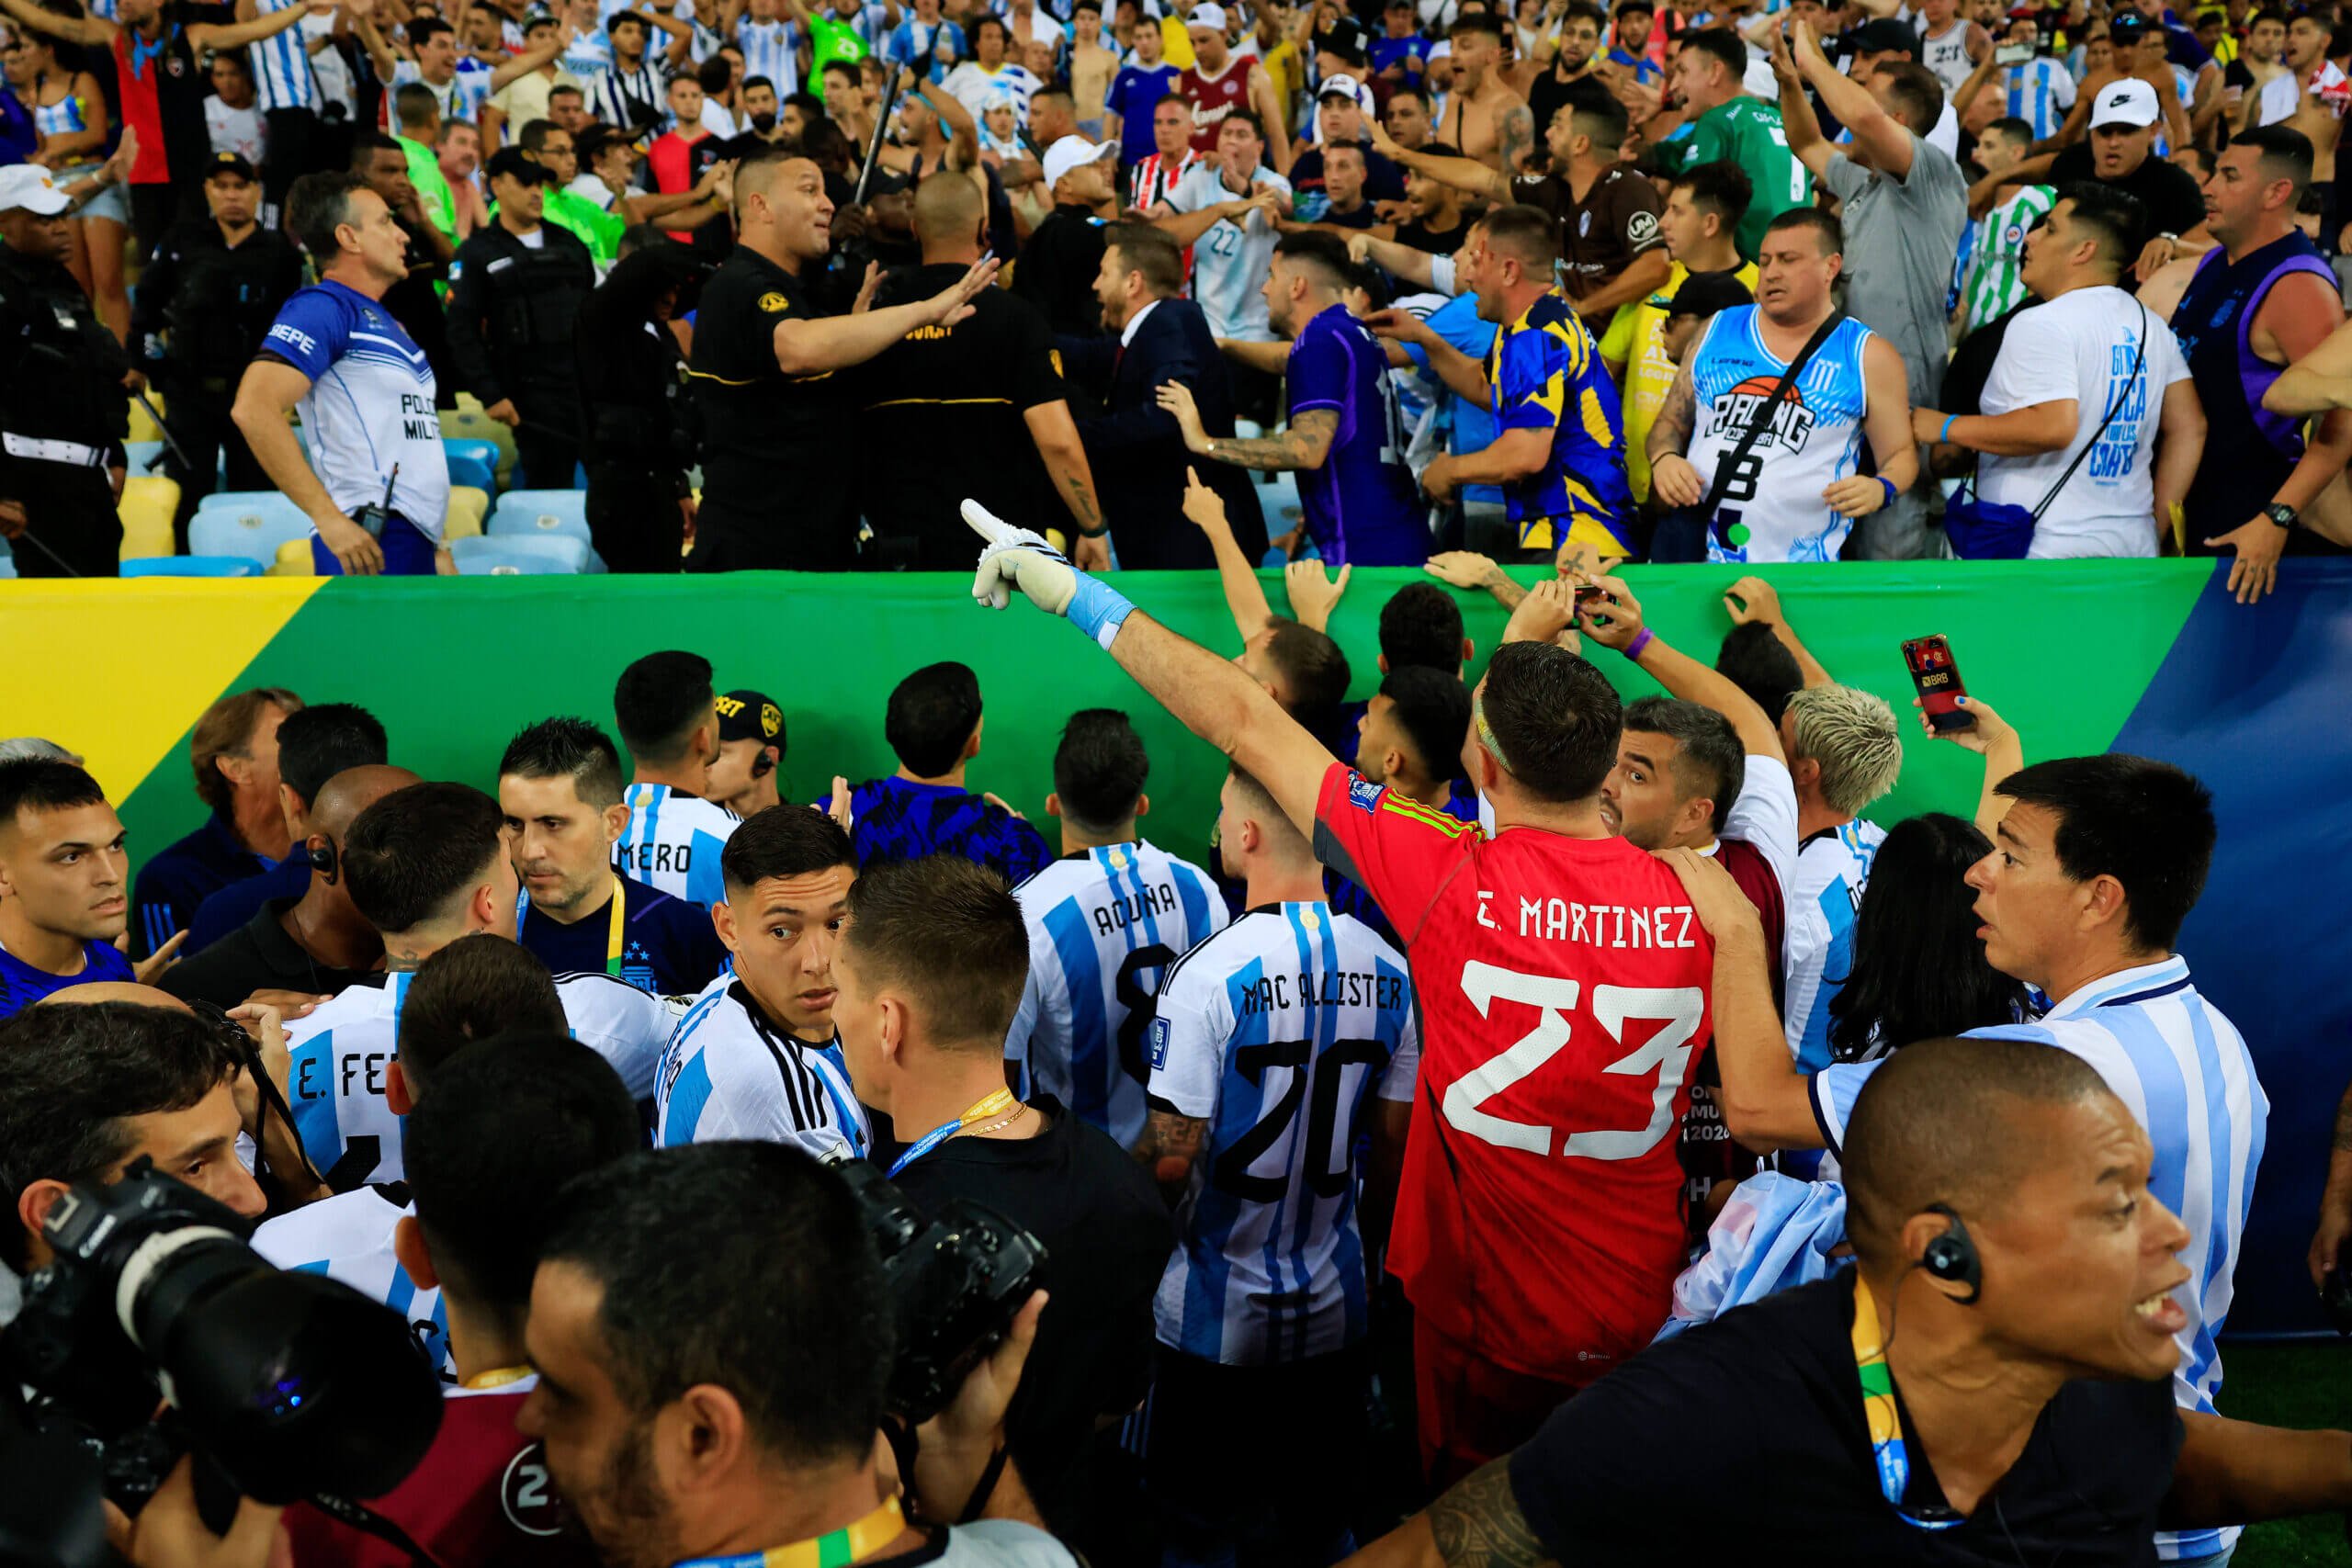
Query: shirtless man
877,63,989,215
1436,10,1535,172
2278,13,2344,192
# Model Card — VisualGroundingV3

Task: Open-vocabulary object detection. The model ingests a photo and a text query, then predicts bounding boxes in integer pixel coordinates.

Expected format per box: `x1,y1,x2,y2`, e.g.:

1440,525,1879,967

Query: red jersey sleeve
1312,762,1482,946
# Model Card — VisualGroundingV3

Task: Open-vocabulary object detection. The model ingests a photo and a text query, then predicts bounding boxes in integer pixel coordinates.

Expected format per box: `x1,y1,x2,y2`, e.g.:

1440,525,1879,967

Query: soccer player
1159,231,1427,567
611,649,740,908
0,760,139,1018
964,485,1714,1485
707,687,786,819
830,661,1053,886
1774,684,1905,1071
655,805,869,1161
282,783,672,1188
1137,762,1418,1562
255,932,572,1377
281,1038,637,1568
1005,710,1227,1145
499,717,729,997
1674,753,2263,1566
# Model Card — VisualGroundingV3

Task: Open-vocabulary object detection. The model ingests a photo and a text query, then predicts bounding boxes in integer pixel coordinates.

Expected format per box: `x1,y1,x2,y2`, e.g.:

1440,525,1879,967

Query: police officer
0,164,130,579
575,237,706,571
130,153,305,543
447,148,597,490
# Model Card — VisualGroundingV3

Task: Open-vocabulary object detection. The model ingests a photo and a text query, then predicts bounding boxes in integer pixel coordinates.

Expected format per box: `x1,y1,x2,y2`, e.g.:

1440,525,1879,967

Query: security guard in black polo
130,153,304,543
447,147,596,490
0,164,130,579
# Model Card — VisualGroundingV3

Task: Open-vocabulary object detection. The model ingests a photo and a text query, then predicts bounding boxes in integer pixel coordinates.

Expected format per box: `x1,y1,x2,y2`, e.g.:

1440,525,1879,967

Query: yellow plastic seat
117,475,181,561
126,392,164,444
445,484,489,539
267,538,315,577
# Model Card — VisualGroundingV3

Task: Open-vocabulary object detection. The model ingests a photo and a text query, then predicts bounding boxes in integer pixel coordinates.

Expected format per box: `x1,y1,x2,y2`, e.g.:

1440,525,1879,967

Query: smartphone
1903,636,1975,733
1996,39,2035,63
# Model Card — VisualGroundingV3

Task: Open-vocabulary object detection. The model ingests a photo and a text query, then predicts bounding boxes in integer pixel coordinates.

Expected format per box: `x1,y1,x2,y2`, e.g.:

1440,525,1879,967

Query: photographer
0,1000,264,1320
282,1037,640,1568
834,856,1169,1556
520,1142,1074,1566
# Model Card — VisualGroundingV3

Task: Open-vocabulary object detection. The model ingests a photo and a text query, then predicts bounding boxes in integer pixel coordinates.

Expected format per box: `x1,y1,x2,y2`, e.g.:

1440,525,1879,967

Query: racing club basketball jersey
1686,307,1874,564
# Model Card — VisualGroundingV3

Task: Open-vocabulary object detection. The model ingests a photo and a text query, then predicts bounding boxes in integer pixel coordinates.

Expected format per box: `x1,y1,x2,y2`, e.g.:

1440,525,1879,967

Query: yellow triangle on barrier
0,578,325,803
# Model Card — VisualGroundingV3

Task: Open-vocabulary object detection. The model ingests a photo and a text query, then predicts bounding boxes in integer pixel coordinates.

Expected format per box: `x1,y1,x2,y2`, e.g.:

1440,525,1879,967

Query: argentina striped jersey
248,0,320,111
735,17,799,93
1781,818,1885,1073
654,975,870,1162
1005,841,1227,1149
287,969,674,1187
1808,955,2265,1562
253,1186,453,1378
1146,903,1418,1365
613,784,738,907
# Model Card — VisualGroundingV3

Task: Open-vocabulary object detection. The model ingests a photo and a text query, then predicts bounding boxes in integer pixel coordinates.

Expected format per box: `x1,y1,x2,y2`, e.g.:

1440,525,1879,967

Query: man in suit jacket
1057,222,1269,570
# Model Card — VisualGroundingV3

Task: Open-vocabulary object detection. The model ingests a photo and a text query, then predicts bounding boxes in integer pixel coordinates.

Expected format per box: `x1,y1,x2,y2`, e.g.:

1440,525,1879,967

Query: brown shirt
1514,165,1667,299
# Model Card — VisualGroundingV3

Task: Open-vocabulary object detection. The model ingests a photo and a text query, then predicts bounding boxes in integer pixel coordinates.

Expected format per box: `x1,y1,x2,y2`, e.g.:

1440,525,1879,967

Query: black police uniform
686,245,858,572
130,215,304,539
0,239,129,577
575,243,705,573
447,219,596,490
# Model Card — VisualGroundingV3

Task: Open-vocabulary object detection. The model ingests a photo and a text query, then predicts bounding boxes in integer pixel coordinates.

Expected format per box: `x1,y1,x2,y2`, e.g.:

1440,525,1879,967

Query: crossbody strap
2029,300,2148,522
1699,310,1848,520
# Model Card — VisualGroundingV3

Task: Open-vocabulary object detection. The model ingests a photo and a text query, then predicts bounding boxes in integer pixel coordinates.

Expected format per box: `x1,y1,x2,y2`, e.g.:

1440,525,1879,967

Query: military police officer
0,164,130,578
130,153,305,542
446,146,596,489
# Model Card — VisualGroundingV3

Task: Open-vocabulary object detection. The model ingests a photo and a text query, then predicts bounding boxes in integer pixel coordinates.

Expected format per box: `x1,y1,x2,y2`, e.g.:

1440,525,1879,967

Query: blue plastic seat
444,437,499,495
450,534,588,574
488,490,603,570
122,555,266,577
191,495,314,560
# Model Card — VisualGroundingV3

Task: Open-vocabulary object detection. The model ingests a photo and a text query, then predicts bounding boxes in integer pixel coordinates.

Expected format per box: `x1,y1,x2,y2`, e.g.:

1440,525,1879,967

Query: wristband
1876,476,1897,511
1065,570,1136,650
1623,626,1654,660
1939,414,1956,445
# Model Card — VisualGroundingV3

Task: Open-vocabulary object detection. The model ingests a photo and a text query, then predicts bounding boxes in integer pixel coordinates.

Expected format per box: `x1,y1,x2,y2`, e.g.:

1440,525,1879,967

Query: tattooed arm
1343,1460,1556,1568
1132,1108,1210,1202
1645,360,1707,510
1159,390,1341,471
1491,98,1536,176
1023,399,1107,542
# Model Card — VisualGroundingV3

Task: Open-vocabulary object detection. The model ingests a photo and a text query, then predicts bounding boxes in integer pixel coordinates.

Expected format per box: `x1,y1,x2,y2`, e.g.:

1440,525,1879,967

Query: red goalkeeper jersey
1313,764,1714,1382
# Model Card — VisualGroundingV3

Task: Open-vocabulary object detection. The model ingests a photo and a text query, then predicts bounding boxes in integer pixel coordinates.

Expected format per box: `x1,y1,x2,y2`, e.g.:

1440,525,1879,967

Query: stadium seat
447,536,585,573
118,476,182,561
446,485,490,539
123,555,266,577
450,535,588,574
1235,419,1265,441
440,402,517,488
126,392,164,444
489,491,603,570
0,537,14,578
267,539,315,577
191,494,314,560
122,439,167,476
444,438,498,495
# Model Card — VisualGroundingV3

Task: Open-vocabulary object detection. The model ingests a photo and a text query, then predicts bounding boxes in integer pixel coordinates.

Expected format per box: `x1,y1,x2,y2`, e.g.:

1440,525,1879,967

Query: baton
6,525,85,579
133,389,196,475
855,64,910,207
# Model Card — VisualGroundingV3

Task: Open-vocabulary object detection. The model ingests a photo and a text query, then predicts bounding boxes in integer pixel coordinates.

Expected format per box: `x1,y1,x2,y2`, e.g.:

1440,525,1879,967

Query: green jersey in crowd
1959,184,2056,335
1668,96,1811,262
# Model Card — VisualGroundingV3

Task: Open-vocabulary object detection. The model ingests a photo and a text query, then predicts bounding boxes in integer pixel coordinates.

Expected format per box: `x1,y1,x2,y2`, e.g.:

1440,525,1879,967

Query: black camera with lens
1,1160,442,1533
838,1162,1046,1426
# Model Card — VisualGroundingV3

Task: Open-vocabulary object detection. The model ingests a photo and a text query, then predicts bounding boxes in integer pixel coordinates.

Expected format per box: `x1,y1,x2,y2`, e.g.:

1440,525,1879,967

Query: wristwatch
2265,502,2298,530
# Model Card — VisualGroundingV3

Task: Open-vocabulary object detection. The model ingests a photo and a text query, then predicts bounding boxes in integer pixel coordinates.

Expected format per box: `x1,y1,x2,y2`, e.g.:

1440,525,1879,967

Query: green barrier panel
55,560,2207,874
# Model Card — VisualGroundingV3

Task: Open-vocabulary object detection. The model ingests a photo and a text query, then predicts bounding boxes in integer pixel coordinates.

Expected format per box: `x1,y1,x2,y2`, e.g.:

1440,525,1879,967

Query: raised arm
1916,693,2023,837
189,0,334,56
1346,229,1442,291
1250,64,1293,175
1577,574,1783,759
0,0,112,46
488,25,565,90
1154,186,1281,246
1790,19,1910,178
1657,847,1817,1150
1722,576,1832,688
348,0,400,82
1367,115,1510,203
967,488,1337,836
1950,34,2003,118
772,255,999,373
1364,306,1491,407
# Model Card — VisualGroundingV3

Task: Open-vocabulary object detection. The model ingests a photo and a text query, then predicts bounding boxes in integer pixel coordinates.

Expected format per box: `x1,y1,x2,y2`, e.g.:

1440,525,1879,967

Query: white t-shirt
1162,160,1289,340
206,98,267,164
1977,284,2190,560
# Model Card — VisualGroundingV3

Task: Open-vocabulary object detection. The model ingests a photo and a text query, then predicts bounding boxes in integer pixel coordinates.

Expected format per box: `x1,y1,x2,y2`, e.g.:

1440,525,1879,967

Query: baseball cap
716,689,785,749
2090,75,2160,129
1186,2,1226,28
1320,15,1368,62
1318,71,1367,103
206,151,257,183
485,146,557,185
1664,270,1754,320
1849,17,1917,52
0,164,70,217
1042,133,1116,188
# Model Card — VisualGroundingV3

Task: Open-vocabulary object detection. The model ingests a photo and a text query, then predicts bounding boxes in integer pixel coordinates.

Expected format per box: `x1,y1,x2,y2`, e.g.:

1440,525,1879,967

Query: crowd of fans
0,513,2349,1567
1,0,2348,584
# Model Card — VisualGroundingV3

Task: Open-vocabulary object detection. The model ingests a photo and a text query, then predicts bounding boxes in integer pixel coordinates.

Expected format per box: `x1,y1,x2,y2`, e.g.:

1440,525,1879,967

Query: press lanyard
1852,1275,1962,1531
672,1496,904,1568
886,1087,1019,1179
515,877,630,977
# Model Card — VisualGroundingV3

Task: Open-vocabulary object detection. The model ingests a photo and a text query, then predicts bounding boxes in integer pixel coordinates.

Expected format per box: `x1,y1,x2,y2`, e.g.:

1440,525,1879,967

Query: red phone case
1904,637,1973,731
